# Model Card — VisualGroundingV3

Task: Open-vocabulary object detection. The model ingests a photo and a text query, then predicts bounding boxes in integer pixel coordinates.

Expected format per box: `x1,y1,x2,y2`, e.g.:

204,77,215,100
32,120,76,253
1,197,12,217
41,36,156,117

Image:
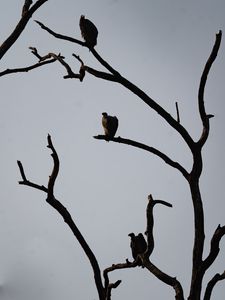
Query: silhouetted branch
175,102,180,123
0,0,48,60
35,20,85,46
202,224,225,272
198,30,222,147
145,194,172,257
144,260,184,300
142,195,184,299
22,0,33,16
0,47,63,77
84,66,117,82
103,260,138,291
93,135,189,179
203,271,225,300
17,135,105,300
17,160,48,192
46,134,59,198
72,54,86,81
187,33,223,300
106,280,122,300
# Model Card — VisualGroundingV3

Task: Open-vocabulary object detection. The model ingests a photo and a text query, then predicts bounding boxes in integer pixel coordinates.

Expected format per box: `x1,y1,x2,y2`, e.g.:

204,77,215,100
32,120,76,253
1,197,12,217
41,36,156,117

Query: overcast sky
0,0,225,299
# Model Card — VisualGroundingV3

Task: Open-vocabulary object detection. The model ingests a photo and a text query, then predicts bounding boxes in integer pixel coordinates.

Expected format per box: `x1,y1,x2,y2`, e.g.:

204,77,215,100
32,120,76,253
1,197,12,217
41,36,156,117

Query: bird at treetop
102,112,119,141
128,232,147,266
79,15,98,48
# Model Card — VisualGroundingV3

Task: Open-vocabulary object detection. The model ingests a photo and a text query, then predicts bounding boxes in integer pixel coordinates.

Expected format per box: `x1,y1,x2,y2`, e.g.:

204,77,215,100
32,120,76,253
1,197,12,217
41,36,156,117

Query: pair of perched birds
79,16,118,140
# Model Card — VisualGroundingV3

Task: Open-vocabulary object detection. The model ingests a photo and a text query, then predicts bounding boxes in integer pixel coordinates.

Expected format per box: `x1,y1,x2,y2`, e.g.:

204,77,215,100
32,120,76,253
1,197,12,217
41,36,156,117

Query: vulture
128,232,147,266
79,15,98,48
102,112,119,141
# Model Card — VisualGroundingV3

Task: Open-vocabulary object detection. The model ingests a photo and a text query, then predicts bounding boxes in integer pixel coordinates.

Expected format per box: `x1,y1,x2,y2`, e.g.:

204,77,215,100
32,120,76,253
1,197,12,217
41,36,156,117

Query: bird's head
128,233,135,238
102,112,108,117
80,15,85,22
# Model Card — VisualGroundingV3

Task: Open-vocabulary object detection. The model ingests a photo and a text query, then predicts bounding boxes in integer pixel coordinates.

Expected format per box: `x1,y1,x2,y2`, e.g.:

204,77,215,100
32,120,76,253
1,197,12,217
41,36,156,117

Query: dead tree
16,14,224,300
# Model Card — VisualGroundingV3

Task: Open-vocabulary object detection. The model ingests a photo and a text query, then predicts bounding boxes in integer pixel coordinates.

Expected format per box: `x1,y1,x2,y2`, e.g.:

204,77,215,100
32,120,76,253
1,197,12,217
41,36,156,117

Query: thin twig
175,102,180,123
35,20,85,46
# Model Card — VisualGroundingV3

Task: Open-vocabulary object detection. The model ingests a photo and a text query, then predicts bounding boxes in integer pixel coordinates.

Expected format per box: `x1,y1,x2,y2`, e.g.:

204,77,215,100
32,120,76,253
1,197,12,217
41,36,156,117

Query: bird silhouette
79,15,98,48
102,112,119,141
128,232,147,266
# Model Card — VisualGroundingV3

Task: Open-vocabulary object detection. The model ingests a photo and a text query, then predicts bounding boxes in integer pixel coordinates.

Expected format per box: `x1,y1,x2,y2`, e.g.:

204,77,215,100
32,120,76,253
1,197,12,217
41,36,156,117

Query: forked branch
17,135,105,300
0,0,48,60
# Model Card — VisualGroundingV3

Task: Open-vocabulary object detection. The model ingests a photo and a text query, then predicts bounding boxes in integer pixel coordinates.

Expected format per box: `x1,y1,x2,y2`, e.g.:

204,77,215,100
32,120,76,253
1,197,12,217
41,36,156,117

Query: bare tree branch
17,135,105,300
35,20,121,76
83,66,117,82
144,260,184,300
17,160,48,192
35,20,85,46
0,48,65,77
197,30,222,147
145,194,172,257
0,58,56,77
103,260,138,291
202,224,225,272
203,271,225,300
175,102,180,123
93,135,189,179
0,0,48,60
22,0,33,16
106,280,122,300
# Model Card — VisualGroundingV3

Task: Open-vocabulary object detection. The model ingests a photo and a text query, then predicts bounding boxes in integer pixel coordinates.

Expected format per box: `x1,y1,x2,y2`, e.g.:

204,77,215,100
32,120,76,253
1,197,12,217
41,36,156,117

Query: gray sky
0,0,225,299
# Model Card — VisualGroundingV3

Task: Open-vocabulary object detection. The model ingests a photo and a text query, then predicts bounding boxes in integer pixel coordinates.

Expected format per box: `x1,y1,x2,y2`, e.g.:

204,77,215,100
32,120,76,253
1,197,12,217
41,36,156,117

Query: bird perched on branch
79,15,98,48
128,233,147,266
102,112,119,141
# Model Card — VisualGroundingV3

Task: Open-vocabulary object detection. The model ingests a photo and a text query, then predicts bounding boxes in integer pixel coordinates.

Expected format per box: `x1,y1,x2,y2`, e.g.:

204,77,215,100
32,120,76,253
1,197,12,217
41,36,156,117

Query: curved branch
103,260,138,291
93,135,189,179
203,271,225,300
202,224,225,272
145,194,172,257
46,134,59,198
144,260,184,300
17,135,105,300
198,30,222,147
0,0,48,60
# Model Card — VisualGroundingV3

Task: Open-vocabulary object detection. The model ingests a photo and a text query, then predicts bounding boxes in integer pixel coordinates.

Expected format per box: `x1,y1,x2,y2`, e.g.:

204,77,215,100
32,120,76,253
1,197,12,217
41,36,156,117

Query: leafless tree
11,10,224,300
